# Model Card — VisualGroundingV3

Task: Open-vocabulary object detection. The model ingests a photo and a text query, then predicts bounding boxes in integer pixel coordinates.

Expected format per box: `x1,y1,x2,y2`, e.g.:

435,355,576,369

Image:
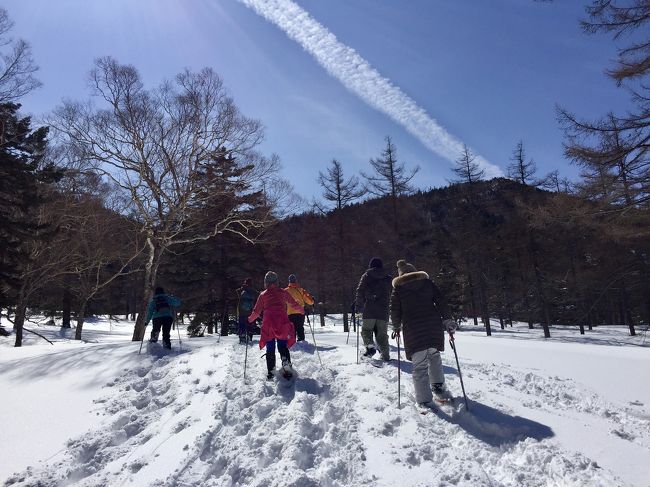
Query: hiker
237,278,259,344
390,259,456,406
145,287,181,349
284,274,315,342
354,257,392,361
248,271,304,379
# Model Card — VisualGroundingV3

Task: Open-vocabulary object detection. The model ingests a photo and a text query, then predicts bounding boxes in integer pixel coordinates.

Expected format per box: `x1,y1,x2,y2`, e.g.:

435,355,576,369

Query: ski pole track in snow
166,341,373,487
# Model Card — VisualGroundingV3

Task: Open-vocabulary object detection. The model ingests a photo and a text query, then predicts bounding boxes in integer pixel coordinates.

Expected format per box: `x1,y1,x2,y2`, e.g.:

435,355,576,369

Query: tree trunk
208,313,215,334
74,302,87,340
620,286,636,336
132,238,159,341
14,302,27,347
62,287,72,328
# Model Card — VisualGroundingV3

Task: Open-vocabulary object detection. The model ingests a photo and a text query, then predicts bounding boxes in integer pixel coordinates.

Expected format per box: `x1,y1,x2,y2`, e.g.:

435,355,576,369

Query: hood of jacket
392,270,429,289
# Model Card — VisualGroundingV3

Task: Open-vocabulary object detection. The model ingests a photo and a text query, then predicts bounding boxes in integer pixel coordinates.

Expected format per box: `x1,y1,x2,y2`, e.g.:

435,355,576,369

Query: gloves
391,328,401,339
443,319,456,333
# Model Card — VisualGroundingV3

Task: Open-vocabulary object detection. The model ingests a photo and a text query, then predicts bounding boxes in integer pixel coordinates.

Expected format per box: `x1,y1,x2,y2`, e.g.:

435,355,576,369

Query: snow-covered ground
1,316,649,486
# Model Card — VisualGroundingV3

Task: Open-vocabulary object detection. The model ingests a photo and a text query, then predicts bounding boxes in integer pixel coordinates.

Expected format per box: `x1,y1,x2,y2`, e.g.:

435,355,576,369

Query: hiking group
148,257,457,407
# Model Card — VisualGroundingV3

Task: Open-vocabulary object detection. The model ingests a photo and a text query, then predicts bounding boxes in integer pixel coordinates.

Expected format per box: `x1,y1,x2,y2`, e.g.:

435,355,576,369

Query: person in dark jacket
390,260,456,406
145,287,181,349
355,257,392,361
237,278,259,344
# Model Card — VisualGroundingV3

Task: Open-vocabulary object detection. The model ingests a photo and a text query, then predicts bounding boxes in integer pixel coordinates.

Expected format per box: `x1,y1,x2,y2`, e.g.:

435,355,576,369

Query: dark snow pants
151,316,173,346
289,313,306,341
265,339,290,371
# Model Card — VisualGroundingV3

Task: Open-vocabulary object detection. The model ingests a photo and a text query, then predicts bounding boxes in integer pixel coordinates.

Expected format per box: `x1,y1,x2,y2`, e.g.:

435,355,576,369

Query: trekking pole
244,328,250,381
356,313,360,364
393,331,401,408
449,334,469,411
305,313,323,367
138,323,147,355
175,310,182,352
347,303,354,344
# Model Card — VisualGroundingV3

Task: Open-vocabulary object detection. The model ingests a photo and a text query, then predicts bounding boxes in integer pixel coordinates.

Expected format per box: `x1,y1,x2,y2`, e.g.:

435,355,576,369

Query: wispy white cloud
237,0,502,177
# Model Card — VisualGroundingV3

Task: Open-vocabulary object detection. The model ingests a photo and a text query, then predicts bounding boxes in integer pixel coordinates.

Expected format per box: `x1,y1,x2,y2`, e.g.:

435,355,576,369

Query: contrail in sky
237,0,502,177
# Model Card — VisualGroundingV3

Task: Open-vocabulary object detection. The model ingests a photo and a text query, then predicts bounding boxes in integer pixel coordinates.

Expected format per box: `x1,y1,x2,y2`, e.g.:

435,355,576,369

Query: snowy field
1,315,649,486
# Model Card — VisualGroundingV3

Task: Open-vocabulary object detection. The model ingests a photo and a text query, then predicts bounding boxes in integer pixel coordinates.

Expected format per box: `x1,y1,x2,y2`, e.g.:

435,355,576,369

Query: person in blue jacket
145,287,181,349
237,278,259,344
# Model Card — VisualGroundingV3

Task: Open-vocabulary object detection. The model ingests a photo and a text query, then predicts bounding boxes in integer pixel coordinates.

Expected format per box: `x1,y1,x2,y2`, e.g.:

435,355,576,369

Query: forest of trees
1,2,649,346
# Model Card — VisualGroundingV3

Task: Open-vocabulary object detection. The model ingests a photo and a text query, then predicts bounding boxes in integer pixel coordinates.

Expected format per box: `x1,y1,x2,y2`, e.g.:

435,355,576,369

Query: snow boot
163,341,171,350
433,383,452,402
362,346,377,359
266,353,276,379
279,350,293,379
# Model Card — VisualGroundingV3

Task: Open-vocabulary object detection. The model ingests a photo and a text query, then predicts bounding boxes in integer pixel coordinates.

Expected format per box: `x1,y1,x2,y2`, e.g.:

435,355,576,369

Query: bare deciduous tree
0,8,41,103
318,158,364,210
49,57,278,341
507,140,537,186
452,144,484,185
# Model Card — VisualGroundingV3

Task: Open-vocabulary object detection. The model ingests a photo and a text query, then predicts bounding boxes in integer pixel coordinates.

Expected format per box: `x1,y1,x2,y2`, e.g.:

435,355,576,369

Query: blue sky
6,0,630,201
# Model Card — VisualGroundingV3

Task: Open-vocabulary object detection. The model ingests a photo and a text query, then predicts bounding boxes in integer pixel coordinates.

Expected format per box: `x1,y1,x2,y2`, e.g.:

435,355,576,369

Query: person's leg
161,316,173,348
277,339,291,366
265,339,277,374
361,318,377,354
428,348,450,398
411,349,433,404
295,314,306,341
374,319,390,360
150,318,162,342
238,316,247,344
288,314,300,341
428,348,445,386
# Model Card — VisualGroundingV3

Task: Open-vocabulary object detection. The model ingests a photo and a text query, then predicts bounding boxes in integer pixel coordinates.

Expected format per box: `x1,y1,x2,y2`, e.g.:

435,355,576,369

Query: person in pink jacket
249,271,304,379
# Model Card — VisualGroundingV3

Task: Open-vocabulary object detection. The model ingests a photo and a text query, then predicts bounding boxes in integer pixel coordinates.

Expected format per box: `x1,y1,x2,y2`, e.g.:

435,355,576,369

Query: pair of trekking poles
350,309,468,411
138,309,182,355
392,330,468,411
244,311,323,381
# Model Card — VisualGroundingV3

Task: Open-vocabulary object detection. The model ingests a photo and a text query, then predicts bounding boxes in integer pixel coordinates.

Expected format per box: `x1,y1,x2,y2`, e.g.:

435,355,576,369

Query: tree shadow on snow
0,341,190,388
432,399,554,447
292,342,337,355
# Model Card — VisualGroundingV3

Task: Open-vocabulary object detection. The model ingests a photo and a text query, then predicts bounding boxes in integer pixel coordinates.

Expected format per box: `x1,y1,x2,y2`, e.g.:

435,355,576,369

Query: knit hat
396,259,416,276
288,274,297,283
264,271,278,286
369,257,383,269
154,286,165,295
243,277,252,287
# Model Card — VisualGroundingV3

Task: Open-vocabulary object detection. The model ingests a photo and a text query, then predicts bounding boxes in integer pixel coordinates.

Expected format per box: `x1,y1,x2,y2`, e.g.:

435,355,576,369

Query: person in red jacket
249,271,304,379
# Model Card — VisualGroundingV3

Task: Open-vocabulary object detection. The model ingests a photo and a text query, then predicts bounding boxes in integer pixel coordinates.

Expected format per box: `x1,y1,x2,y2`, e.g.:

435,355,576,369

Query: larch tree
317,158,364,331
362,136,419,234
507,140,538,186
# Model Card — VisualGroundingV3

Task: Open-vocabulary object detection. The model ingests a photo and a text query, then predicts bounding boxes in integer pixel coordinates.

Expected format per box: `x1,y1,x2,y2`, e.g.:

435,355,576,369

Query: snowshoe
417,401,437,415
433,383,453,403
280,358,293,379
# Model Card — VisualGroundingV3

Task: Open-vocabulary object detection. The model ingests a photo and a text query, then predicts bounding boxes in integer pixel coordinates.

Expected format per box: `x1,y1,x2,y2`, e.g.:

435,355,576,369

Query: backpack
154,295,170,313
366,275,389,302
